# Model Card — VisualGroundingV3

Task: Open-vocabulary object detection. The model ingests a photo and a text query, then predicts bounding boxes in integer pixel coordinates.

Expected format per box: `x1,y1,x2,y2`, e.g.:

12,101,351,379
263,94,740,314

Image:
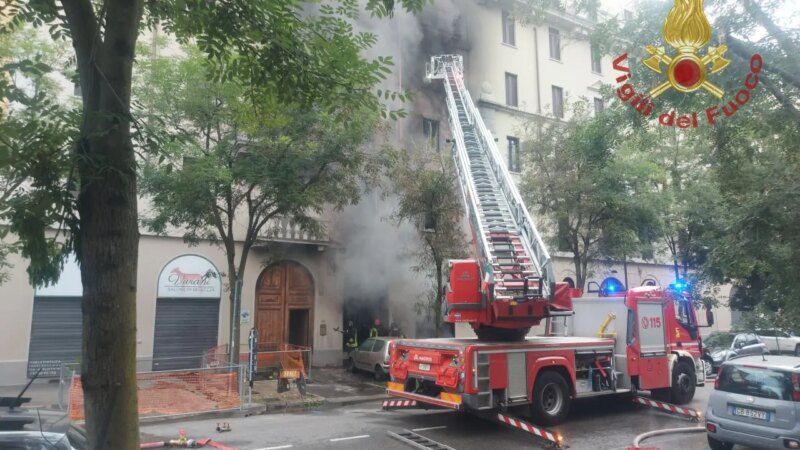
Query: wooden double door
255,261,314,348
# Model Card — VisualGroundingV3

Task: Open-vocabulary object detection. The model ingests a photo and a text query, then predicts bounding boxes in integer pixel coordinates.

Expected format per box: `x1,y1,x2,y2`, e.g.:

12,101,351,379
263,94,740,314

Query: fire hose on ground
631,426,705,449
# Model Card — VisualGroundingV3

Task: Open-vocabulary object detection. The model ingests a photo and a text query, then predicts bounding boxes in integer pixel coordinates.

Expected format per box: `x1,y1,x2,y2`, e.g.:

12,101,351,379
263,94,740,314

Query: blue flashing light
670,280,689,292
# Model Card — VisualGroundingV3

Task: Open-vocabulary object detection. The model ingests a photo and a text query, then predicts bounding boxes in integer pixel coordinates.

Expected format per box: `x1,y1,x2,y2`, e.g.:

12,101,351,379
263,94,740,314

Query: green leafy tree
1,0,427,447
0,24,76,285
386,147,466,336
139,48,379,359
591,0,800,322
520,100,660,290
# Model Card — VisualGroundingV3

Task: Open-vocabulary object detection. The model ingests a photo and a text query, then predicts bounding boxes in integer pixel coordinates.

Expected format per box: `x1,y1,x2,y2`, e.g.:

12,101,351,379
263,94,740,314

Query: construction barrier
68,364,242,421
496,413,565,448
383,399,417,409
632,396,702,421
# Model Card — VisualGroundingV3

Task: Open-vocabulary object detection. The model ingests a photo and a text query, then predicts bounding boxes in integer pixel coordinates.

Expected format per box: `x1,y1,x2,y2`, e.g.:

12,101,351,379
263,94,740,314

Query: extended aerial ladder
426,55,572,340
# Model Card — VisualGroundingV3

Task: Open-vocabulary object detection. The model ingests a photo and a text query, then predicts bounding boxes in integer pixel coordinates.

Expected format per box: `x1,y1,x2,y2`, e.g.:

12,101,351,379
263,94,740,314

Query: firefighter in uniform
369,319,383,338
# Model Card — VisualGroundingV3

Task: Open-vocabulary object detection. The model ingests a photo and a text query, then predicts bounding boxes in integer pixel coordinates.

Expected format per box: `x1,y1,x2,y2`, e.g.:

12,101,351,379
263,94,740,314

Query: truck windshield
717,365,794,401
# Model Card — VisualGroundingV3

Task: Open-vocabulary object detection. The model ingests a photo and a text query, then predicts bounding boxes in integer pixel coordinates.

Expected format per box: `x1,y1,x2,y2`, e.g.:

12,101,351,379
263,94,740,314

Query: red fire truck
385,56,710,427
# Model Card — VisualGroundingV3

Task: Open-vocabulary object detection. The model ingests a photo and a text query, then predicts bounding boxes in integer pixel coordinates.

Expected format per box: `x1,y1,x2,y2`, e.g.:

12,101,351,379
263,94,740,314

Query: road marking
411,426,447,432
254,446,293,450
330,434,370,442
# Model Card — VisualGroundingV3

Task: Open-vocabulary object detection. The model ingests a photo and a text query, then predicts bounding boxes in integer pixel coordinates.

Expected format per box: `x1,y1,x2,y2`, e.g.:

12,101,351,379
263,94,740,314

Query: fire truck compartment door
637,302,667,356
507,352,527,401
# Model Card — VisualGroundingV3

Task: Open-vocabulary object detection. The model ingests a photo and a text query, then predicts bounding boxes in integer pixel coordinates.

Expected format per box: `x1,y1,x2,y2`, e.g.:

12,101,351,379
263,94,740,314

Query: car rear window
718,365,794,401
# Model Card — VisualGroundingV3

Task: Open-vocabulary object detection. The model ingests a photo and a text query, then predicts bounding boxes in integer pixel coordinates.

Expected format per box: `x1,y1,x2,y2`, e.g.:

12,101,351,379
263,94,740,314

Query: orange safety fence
68,367,241,421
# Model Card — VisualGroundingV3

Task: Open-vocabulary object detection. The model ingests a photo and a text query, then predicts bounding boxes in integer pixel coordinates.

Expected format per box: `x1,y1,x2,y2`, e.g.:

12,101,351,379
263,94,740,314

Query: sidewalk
246,367,387,414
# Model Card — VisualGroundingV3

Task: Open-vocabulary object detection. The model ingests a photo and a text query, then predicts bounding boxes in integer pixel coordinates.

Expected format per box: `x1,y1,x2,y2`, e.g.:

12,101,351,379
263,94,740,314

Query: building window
552,85,564,119
549,27,561,60
642,279,658,287
594,97,605,115
423,118,440,151
505,72,518,107
502,10,516,46
507,137,520,172
591,43,602,73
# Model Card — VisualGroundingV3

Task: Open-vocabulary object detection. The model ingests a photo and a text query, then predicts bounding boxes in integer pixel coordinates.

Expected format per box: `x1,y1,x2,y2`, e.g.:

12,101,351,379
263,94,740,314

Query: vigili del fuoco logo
613,0,762,128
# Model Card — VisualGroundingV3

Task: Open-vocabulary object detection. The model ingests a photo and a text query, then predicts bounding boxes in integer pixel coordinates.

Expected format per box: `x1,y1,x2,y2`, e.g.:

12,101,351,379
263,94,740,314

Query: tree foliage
520,100,659,290
590,0,800,320
139,47,379,354
2,0,428,448
385,147,466,336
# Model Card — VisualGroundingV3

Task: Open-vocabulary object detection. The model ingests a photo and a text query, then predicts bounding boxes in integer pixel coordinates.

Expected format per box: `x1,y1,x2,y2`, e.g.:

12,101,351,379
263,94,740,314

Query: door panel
255,262,314,349
638,302,667,356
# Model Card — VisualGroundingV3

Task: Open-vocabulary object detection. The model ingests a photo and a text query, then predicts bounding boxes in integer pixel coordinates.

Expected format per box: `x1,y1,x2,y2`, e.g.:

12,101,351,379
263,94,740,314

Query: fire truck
386,55,710,427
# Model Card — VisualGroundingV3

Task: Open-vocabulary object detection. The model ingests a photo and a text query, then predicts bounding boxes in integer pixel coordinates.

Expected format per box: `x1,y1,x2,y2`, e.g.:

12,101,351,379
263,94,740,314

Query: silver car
348,337,391,380
707,333,769,375
706,355,800,450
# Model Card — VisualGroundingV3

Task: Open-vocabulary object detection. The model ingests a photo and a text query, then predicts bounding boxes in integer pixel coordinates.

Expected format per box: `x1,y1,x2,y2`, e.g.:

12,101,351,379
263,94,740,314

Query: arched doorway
255,261,314,348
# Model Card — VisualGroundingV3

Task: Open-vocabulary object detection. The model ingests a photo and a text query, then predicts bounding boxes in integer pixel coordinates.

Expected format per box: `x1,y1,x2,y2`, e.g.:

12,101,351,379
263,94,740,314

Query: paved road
141,384,729,450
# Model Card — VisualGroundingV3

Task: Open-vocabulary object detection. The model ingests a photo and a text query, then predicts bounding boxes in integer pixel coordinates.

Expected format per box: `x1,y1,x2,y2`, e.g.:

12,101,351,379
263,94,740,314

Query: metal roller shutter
27,297,82,378
152,297,220,371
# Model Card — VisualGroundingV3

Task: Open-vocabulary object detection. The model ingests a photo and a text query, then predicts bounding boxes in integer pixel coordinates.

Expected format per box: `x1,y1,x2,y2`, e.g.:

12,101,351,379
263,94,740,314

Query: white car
756,329,800,356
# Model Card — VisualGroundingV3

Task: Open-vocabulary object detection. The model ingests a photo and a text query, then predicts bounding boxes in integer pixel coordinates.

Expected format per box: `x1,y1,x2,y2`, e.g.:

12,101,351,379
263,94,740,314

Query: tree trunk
573,253,585,291
66,1,144,448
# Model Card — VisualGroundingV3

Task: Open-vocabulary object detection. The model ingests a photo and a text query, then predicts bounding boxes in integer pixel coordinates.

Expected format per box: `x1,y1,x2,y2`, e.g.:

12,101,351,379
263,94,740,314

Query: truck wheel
474,326,529,342
530,371,571,426
707,435,733,450
670,360,696,405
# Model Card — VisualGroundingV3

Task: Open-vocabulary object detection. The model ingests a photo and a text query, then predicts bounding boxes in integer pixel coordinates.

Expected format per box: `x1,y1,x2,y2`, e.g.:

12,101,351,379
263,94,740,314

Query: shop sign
157,255,221,298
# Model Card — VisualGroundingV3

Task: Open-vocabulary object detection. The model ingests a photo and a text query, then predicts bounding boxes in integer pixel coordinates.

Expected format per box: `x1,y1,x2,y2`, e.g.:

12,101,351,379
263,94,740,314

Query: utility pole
229,279,243,364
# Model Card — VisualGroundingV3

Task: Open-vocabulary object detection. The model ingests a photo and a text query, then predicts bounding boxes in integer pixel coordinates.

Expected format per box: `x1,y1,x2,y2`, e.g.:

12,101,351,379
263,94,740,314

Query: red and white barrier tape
633,396,701,420
496,413,563,446
383,399,417,409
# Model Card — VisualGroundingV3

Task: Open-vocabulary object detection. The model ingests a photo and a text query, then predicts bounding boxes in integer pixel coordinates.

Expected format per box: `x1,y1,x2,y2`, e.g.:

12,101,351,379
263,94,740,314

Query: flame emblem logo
643,0,731,99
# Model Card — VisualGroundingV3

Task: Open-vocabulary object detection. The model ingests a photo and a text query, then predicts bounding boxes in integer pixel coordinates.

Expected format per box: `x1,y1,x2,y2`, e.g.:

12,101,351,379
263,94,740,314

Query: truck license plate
419,363,431,371
733,407,768,421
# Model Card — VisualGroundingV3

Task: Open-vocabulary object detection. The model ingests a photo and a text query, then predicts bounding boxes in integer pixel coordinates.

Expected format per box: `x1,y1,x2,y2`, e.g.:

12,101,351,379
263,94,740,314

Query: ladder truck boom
426,55,571,340
384,56,708,435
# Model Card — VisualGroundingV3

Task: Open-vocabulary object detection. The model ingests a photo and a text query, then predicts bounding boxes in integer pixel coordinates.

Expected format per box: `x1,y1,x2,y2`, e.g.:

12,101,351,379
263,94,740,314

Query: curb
137,393,390,424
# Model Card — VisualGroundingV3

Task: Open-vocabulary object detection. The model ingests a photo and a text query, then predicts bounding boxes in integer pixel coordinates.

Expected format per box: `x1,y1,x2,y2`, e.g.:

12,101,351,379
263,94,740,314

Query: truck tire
474,326,529,342
707,435,733,450
530,371,571,426
670,360,696,405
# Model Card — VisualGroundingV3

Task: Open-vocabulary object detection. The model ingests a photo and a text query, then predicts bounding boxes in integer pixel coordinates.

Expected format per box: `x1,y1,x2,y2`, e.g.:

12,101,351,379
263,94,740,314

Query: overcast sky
601,0,799,29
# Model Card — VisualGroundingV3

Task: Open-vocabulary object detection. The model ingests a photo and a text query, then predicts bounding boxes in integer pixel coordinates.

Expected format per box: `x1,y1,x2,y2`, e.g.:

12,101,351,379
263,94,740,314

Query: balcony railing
259,216,330,245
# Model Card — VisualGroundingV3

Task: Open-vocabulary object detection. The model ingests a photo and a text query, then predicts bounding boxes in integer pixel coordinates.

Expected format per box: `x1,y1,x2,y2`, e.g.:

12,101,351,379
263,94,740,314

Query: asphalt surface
140,383,737,450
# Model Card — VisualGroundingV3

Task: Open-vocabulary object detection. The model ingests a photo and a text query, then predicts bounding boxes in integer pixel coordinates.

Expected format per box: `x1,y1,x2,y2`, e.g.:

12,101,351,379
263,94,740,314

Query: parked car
347,337,391,380
705,333,769,376
0,431,75,450
705,355,800,450
756,329,800,356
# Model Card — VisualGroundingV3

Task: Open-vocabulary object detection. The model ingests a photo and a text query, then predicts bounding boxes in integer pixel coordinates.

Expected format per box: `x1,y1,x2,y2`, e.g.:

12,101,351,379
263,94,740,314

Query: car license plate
733,406,768,421
419,363,431,371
